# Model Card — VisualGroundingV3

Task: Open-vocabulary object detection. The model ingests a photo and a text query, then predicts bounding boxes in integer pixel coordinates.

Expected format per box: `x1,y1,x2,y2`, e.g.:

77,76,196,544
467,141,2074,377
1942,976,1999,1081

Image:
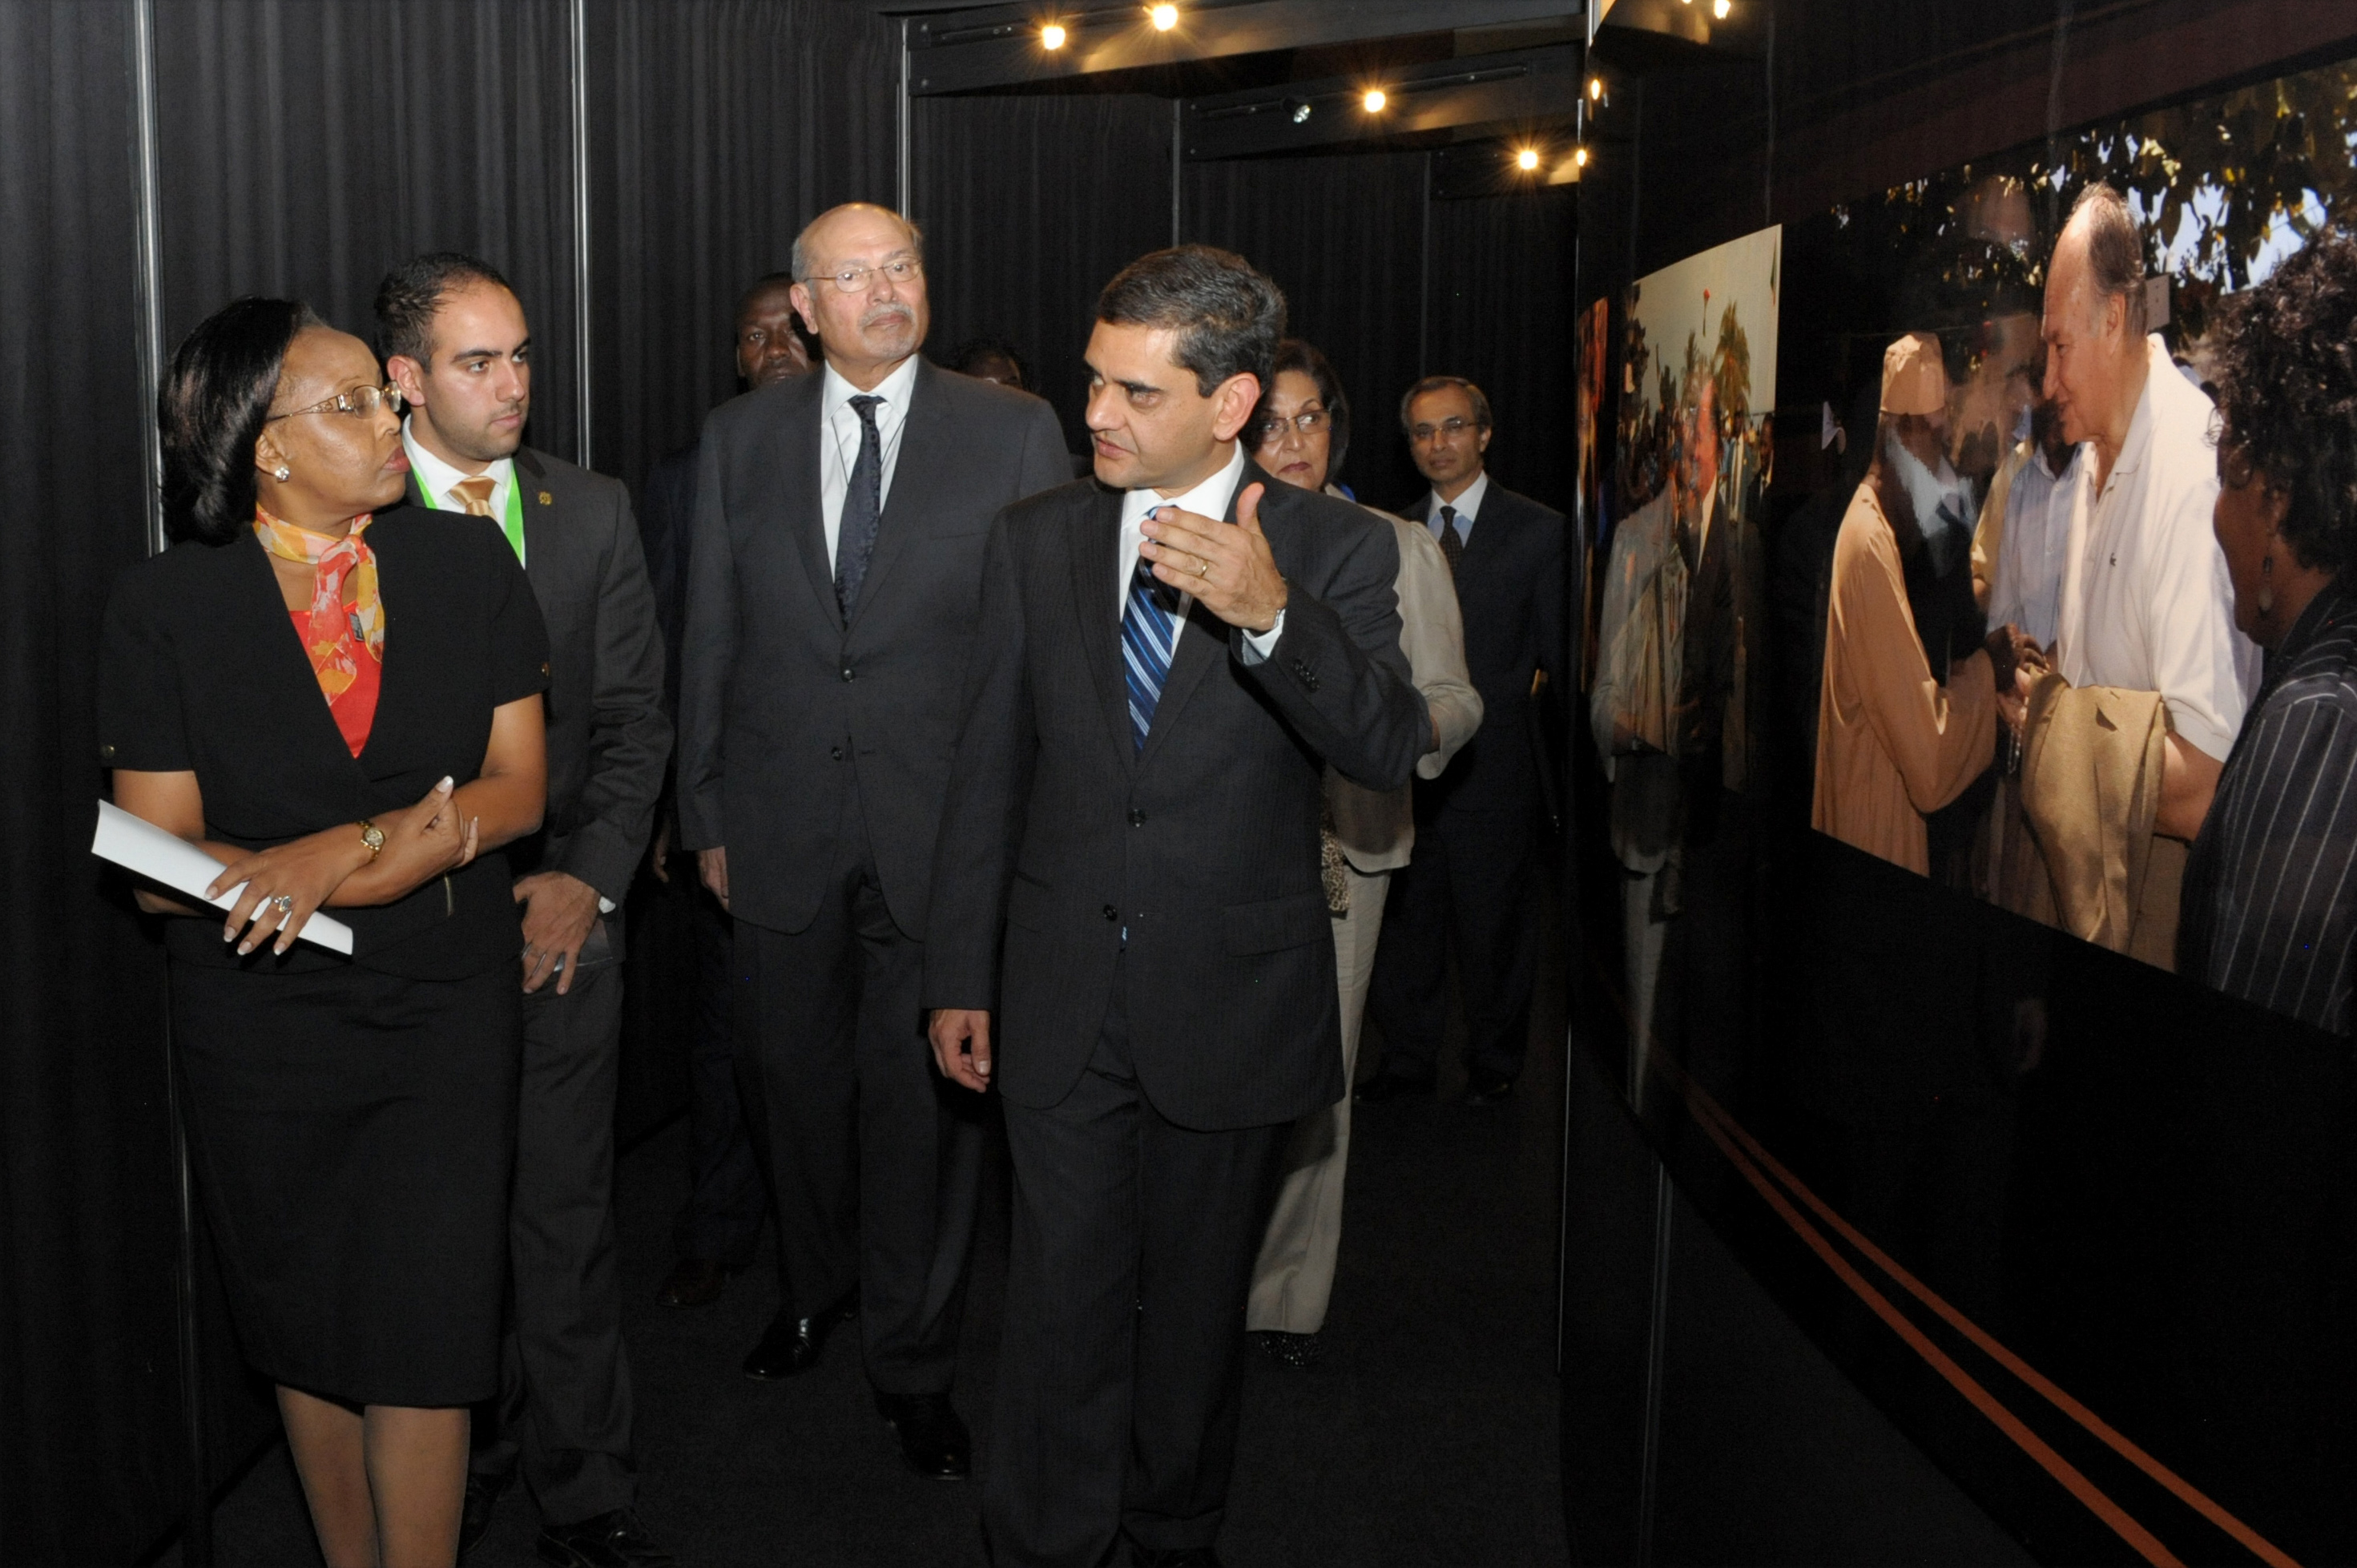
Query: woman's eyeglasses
1255,409,1331,443
267,384,405,422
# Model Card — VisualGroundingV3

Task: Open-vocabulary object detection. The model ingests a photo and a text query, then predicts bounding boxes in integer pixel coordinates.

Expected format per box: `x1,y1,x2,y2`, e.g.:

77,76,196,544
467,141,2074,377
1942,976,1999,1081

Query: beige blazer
1326,490,1484,873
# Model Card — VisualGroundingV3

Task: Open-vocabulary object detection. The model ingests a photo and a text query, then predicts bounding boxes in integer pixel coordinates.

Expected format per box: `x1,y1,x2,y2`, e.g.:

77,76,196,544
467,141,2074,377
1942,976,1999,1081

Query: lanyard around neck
419,464,527,565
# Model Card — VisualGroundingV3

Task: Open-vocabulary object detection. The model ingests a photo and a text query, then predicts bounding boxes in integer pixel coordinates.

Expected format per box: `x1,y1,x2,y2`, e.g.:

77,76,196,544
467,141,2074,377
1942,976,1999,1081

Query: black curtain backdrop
586,0,897,501
1424,185,1577,516
0,6,184,1564
1182,149,1432,510
912,90,1174,459
154,0,584,463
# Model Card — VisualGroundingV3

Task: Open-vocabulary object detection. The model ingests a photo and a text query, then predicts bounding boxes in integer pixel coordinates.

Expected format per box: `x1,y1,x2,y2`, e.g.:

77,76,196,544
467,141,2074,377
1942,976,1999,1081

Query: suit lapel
1136,457,1270,773
772,373,841,631
1068,484,1134,775
515,448,554,587
844,358,940,624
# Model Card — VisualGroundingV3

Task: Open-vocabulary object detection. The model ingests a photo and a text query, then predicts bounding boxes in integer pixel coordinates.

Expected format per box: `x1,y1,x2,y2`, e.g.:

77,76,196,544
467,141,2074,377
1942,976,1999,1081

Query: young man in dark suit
676,204,1070,1480
1362,376,1569,1106
377,253,673,1566
637,272,812,1314
925,245,1429,1568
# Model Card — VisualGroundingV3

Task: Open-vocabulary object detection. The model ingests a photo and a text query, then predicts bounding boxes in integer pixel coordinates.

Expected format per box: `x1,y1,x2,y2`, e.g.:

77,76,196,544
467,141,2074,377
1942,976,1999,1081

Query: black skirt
171,957,518,1407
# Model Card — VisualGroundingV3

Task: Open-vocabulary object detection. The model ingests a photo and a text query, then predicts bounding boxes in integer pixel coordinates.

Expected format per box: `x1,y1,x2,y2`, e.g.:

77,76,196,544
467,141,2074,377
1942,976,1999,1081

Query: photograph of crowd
1587,225,1779,1095
1772,58,2357,1034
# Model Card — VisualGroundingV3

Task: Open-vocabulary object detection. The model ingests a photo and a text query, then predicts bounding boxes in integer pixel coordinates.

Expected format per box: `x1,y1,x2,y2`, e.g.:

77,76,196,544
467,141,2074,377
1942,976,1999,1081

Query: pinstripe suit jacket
923,458,1429,1130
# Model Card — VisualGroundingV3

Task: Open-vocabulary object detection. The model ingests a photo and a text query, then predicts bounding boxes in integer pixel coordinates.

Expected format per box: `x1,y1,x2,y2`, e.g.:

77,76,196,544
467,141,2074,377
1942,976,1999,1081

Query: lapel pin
538,490,554,506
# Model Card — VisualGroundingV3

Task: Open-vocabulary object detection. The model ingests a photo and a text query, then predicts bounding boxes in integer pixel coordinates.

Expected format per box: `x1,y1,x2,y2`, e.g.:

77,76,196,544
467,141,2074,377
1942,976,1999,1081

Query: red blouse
292,609,381,756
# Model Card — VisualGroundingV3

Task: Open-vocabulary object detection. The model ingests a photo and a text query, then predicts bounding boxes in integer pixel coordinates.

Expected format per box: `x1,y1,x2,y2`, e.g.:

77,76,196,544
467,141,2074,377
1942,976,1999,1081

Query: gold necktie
450,475,498,516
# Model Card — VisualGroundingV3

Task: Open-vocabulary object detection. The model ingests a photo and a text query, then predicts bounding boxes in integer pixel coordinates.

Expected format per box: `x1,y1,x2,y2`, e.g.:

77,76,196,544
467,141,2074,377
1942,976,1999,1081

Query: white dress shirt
1424,467,1491,548
1987,438,2081,651
1116,441,1283,659
2056,333,2259,760
819,355,919,568
401,421,520,564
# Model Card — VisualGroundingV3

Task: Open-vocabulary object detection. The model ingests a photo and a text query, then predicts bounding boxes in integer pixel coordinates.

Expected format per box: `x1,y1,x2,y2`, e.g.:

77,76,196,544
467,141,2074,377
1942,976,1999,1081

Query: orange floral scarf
252,505,385,700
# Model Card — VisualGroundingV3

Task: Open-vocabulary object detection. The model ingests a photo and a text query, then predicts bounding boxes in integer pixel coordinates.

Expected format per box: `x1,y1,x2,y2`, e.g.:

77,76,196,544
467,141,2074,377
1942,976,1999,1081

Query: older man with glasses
677,203,1070,1479
1363,375,1569,1107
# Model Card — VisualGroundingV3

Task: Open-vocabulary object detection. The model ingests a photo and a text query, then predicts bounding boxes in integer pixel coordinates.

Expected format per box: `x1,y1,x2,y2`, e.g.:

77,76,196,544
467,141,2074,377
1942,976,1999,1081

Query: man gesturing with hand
925,245,1428,1568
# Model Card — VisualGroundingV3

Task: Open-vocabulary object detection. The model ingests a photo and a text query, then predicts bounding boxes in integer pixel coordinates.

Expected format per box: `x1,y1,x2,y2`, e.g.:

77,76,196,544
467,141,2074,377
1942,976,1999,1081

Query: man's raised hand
1137,481,1289,635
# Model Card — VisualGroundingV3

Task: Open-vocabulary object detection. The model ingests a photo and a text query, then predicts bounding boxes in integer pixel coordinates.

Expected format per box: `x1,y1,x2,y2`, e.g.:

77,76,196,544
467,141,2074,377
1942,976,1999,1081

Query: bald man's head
788,204,929,388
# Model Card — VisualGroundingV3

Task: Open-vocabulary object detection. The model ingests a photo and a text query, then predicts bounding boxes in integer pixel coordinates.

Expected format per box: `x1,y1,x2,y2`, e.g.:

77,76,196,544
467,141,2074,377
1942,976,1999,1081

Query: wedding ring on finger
269,894,294,914
1195,558,1210,577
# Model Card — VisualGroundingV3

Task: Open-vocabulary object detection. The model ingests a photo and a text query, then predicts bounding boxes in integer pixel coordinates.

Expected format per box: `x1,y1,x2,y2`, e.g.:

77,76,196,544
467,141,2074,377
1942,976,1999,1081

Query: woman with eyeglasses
98,298,548,1567
1242,338,1482,1366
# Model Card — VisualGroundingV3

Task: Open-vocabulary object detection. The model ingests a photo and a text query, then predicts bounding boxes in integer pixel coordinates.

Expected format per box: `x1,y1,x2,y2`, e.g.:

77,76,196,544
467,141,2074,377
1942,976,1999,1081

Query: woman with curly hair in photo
2179,232,2357,1033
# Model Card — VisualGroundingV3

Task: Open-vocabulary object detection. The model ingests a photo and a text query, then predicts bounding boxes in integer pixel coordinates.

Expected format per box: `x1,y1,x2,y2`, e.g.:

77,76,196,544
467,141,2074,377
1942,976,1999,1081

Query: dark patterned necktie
1121,556,1180,752
1436,503,1465,577
834,393,884,614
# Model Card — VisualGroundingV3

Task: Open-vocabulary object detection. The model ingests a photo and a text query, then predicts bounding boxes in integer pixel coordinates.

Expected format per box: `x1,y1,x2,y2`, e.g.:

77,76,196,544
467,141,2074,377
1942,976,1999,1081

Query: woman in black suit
99,299,548,1568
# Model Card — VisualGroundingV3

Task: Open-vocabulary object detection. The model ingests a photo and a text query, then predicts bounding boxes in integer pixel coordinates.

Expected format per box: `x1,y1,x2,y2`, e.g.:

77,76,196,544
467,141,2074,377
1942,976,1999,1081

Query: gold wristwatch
357,819,385,861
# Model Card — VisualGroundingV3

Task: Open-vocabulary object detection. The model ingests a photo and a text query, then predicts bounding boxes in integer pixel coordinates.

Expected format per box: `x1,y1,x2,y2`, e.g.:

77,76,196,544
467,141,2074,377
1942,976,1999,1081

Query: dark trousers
732,792,984,1399
472,942,637,1524
1368,802,1537,1084
673,888,764,1266
986,965,1289,1568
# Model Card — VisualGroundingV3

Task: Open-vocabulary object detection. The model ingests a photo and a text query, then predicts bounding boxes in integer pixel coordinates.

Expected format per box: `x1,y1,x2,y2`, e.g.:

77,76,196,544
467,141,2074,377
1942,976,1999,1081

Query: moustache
861,303,915,332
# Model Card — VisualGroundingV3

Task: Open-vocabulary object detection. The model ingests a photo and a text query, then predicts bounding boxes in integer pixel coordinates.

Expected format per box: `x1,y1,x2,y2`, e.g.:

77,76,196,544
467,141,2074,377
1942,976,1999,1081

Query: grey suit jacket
677,358,1070,936
921,459,1429,1131
408,446,671,933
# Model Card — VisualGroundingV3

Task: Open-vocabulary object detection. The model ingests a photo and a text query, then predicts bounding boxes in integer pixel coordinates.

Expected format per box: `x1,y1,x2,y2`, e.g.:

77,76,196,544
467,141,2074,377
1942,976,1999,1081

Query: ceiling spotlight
1041,22,1066,48
1149,4,1178,30
1589,76,1603,101
1713,0,1730,13
1361,87,1387,112
1573,146,1589,167
1517,147,1541,171
1289,99,1312,124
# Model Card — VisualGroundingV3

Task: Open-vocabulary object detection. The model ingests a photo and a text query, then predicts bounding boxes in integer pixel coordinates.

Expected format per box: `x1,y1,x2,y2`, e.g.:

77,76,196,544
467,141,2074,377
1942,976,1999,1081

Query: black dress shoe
1353,1070,1434,1103
458,1469,506,1562
741,1296,854,1381
1131,1546,1223,1566
1248,1328,1324,1368
876,1390,972,1480
536,1506,675,1568
656,1256,727,1308
1464,1072,1516,1106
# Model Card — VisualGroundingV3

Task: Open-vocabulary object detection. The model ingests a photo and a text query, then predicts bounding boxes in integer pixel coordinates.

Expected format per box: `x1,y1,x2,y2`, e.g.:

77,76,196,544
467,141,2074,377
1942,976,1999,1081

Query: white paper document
91,800,355,954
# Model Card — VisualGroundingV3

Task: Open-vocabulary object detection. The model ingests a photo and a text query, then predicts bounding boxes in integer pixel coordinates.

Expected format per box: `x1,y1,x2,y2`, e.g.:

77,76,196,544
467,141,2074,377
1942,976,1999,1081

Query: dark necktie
1436,503,1465,577
834,394,884,615
1121,555,1180,752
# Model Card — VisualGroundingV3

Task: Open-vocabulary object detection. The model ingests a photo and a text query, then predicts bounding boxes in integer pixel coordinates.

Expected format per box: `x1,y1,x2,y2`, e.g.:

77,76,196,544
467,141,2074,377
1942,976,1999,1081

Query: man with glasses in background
1364,376,1567,1107
678,204,1069,1479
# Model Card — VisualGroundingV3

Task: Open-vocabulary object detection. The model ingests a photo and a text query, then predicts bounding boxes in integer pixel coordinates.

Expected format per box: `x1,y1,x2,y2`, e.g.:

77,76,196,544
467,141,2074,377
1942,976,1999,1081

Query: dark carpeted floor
182,903,1569,1567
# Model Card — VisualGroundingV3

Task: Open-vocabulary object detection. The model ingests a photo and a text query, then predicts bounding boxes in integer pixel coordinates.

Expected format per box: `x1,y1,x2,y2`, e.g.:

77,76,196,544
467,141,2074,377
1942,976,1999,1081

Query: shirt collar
2105,335,2172,486
1432,467,1490,524
401,418,514,508
821,354,920,421
1122,441,1248,530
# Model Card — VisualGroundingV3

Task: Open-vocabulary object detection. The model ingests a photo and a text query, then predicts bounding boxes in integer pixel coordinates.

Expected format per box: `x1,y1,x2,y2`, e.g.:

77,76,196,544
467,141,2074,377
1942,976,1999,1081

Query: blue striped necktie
1121,555,1180,752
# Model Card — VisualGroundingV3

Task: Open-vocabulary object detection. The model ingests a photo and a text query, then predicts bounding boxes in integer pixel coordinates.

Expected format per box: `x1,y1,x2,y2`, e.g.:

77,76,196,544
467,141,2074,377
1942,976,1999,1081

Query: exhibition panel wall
1568,2,2357,1560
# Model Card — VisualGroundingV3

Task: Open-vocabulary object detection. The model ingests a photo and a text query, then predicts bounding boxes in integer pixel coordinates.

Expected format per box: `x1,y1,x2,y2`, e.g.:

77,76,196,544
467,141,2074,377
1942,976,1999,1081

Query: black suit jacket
922,459,1429,1131
97,507,550,977
678,358,1071,936
1404,479,1569,816
409,446,670,924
